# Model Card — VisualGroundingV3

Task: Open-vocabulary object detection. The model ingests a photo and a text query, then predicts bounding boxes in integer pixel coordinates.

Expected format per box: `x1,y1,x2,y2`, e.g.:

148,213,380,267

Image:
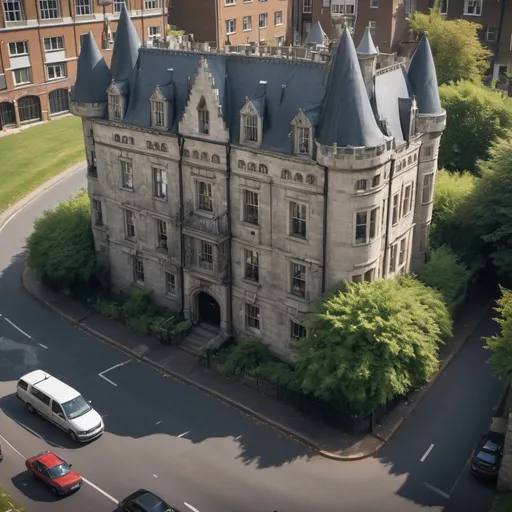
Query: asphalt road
0,165,504,512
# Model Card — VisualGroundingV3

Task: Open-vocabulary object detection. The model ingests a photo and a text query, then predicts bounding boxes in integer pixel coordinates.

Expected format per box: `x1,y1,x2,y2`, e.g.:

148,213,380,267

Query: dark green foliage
121,289,154,318
95,298,121,320
294,277,452,416
416,246,470,306
220,338,271,378
26,189,97,290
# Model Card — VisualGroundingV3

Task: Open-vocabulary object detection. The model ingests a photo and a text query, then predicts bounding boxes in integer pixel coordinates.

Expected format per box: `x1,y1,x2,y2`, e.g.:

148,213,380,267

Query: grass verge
0,116,85,213
493,492,512,512
0,487,26,512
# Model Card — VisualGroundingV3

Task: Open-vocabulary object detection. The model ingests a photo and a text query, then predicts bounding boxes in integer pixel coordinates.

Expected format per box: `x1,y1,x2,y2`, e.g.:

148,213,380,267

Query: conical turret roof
407,36,442,115
317,27,385,148
305,21,328,46
357,27,377,55
70,32,111,103
110,4,141,82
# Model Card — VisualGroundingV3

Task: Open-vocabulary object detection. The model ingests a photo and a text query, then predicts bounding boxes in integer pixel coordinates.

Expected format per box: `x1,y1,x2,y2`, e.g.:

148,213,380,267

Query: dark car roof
480,431,505,452
133,490,171,511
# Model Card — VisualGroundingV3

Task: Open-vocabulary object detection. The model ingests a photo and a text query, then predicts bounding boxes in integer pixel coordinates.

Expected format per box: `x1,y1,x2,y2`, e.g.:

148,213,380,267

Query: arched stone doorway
49,88,69,115
18,95,41,124
196,291,221,327
0,102,16,129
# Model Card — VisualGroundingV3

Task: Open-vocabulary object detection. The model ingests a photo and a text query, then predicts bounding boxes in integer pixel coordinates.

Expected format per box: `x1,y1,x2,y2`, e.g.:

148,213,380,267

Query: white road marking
235,435,243,441
37,343,48,349
0,433,25,459
177,431,190,438
153,474,158,478
3,317,32,339
424,482,450,500
420,444,434,462
81,476,118,504
98,360,132,387
155,420,162,425
184,503,201,512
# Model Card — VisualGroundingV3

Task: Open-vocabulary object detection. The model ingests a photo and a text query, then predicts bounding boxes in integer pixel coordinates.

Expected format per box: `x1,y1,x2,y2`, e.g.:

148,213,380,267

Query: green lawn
493,492,512,512
0,487,26,512
0,116,85,213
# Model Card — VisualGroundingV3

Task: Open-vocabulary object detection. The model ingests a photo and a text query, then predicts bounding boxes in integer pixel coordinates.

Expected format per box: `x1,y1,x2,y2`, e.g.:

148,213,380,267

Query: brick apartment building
0,0,166,130
168,0,291,47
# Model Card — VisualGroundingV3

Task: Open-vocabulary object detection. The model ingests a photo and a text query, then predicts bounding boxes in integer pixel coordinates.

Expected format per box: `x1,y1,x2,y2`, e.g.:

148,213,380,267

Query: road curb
21,265,492,462
0,161,86,233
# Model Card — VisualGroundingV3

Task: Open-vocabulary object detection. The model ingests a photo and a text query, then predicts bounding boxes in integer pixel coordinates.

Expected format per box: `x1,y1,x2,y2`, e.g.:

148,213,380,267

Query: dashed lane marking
424,482,450,500
177,431,190,438
184,503,201,512
37,343,48,349
3,317,32,340
420,444,434,462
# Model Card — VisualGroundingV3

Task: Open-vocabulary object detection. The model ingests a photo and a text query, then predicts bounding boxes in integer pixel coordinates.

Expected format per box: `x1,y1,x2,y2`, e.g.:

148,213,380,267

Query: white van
16,370,104,443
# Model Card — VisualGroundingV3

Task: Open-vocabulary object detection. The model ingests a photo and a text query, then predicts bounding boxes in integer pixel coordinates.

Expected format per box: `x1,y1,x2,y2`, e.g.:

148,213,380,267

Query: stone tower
356,27,378,99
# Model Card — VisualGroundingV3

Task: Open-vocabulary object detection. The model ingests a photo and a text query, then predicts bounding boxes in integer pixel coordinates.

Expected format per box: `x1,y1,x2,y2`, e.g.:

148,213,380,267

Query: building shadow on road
0,251,312,469
11,470,60,503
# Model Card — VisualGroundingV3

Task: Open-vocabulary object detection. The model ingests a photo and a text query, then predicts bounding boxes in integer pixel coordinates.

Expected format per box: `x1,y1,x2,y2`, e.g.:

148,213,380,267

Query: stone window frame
354,206,379,246
155,218,168,249
107,83,124,121
290,260,307,299
242,188,259,225
389,235,409,275
165,270,176,296
124,208,136,240
197,96,210,135
240,99,262,148
290,320,306,341
391,192,400,226
92,198,103,226
421,173,434,204
288,200,308,239
150,88,167,129
291,109,313,157
402,181,414,217
132,256,144,285
245,302,260,332
243,247,259,283
120,157,133,190
196,179,214,213
153,166,168,200
352,268,375,282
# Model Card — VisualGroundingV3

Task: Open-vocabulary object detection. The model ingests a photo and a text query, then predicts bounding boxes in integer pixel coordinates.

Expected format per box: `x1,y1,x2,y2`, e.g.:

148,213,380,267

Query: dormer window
297,127,310,154
198,96,210,135
245,114,258,142
240,98,263,147
108,92,122,120
151,99,165,127
291,109,314,157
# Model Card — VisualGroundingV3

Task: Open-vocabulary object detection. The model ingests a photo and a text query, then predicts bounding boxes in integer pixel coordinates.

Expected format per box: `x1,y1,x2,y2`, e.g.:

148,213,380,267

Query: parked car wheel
27,403,34,414
68,430,77,442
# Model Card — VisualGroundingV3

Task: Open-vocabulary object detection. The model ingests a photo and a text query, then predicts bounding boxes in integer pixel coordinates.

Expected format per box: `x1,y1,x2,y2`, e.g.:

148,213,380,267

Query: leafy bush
94,298,121,320
122,290,154,318
416,246,470,307
126,314,153,336
26,189,97,290
172,320,192,336
220,338,271,378
254,362,302,392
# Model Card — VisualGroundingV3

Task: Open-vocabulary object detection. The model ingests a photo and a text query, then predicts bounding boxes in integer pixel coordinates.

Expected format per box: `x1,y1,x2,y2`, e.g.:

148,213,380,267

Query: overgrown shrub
416,246,470,307
95,298,121,320
254,361,302,392
122,290,154,318
220,338,271,378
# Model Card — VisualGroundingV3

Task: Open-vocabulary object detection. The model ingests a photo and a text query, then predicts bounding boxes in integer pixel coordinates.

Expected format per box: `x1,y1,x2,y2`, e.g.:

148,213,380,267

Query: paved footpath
22,265,497,461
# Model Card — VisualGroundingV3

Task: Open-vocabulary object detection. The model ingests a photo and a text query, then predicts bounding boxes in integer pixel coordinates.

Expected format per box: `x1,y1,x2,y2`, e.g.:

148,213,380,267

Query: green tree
408,3,490,85
439,81,512,173
485,287,512,382
416,245,469,307
294,277,452,416
26,189,96,290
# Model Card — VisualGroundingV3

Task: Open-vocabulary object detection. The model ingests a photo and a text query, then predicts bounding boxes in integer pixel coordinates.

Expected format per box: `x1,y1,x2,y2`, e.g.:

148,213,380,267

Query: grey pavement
0,166,505,512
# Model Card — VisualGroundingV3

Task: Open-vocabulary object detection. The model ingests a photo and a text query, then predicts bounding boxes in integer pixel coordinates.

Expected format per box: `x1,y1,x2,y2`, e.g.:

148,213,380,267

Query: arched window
183,149,190,158
18,96,41,123
197,96,210,134
122,136,128,144
129,137,134,145
282,169,291,180
193,150,199,159
402,159,406,168
161,143,168,152
49,88,69,114
212,154,220,163
238,160,246,169
414,153,417,162
259,164,268,174
294,173,303,183
146,141,153,149
306,174,316,185
408,156,412,165
248,162,256,172
355,179,367,191
201,152,208,161
0,102,16,128
114,134,121,142
154,142,160,151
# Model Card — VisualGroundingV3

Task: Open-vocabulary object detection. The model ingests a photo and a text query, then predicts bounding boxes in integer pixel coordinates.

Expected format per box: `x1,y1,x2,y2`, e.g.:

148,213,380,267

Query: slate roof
407,36,442,115
357,27,378,56
70,32,111,103
305,22,328,46
110,4,141,82
316,27,386,148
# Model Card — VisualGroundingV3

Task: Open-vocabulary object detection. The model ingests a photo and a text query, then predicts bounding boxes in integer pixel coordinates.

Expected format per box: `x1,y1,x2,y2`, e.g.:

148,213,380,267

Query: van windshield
62,396,91,420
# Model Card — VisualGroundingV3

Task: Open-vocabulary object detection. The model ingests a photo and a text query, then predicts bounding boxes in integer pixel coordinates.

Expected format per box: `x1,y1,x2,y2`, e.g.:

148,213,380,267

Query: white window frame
225,0,234,4
8,41,28,56
487,27,497,42
108,92,122,120
258,12,268,28
402,182,413,216
332,0,356,15
244,248,259,282
464,0,481,15
422,173,434,204
391,192,399,225
198,97,209,134
370,0,378,7
226,18,236,35
355,179,367,191
440,0,448,14
303,0,311,13
43,36,64,51
39,0,60,19
291,262,306,298
133,256,144,284
296,126,311,156
75,0,91,15
13,67,31,85
199,240,214,270
290,321,306,341
389,243,397,273
124,209,136,239
243,15,252,31
165,271,176,296
368,20,376,38
121,159,133,189
113,0,128,13
289,201,307,239
144,0,162,8
355,207,378,245
244,114,258,143
243,189,259,225
151,99,165,128
46,62,66,81
153,167,168,199
197,181,213,212
148,26,160,39
156,219,168,249
245,303,260,331
398,238,407,267
274,10,282,25
3,0,25,21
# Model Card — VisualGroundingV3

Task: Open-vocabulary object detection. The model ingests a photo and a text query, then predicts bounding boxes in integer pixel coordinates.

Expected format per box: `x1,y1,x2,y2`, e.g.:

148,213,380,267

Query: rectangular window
156,219,168,248
258,13,267,28
422,173,434,204
13,67,31,85
133,256,144,284
148,26,160,39
487,27,497,42
244,248,259,282
125,209,135,239
244,114,258,142
290,202,307,238
226,18,236,34
165,271,176,296
198,105,209,134
75,0,91,14
109,94,122,120
274,10,282,25
402,184,413,216
290,321,306,340
199,240,214,270
372,174,381,188
352,274,362,282
225,0,234,4
121,160,133,189
243,15,252,31
153,167,168,199
145,0,162,8
8,41,28,56
368,21,376,38
39,0,59,19
303,0,311,12
92,199,103,226
382,198,387,228
3,0,25,21
364,268,374,281
43,36,64,51
399,237,407,266
46,62,66,81
464,0,481,15
423,145,433,158
440,0,448,13
389,243,397,273
245,303,260,330
113,0,127,12
151,100,165,127
291,262,306,298
355,207,378,244
244,190,259,224
297,126,310,154
198,181,213,212
392,193,399,225
370,0,378,7
332,0,355,14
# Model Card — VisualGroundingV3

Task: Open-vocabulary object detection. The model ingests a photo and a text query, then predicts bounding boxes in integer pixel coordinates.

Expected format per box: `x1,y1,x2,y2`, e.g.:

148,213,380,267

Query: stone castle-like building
70,6,445,360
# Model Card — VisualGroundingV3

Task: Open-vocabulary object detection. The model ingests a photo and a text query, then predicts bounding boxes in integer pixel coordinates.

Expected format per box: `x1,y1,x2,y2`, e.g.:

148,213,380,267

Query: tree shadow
0,251,314,469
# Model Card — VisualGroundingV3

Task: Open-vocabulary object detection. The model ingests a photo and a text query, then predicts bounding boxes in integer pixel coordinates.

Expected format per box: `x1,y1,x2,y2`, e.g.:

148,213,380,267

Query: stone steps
178,323,219,356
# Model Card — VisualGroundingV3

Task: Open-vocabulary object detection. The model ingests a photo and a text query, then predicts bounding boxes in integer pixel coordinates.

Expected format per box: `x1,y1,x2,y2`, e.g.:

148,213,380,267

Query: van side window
51,401,64,416
17,380,28,391
30,389,50,406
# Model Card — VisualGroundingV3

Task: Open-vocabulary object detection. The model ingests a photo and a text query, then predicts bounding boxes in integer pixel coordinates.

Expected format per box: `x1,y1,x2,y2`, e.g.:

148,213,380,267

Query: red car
25,450,82,496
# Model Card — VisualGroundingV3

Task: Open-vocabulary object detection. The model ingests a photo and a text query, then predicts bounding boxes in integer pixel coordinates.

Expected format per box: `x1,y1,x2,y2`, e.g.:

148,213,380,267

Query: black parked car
470,430,505,480
117,489,182,512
